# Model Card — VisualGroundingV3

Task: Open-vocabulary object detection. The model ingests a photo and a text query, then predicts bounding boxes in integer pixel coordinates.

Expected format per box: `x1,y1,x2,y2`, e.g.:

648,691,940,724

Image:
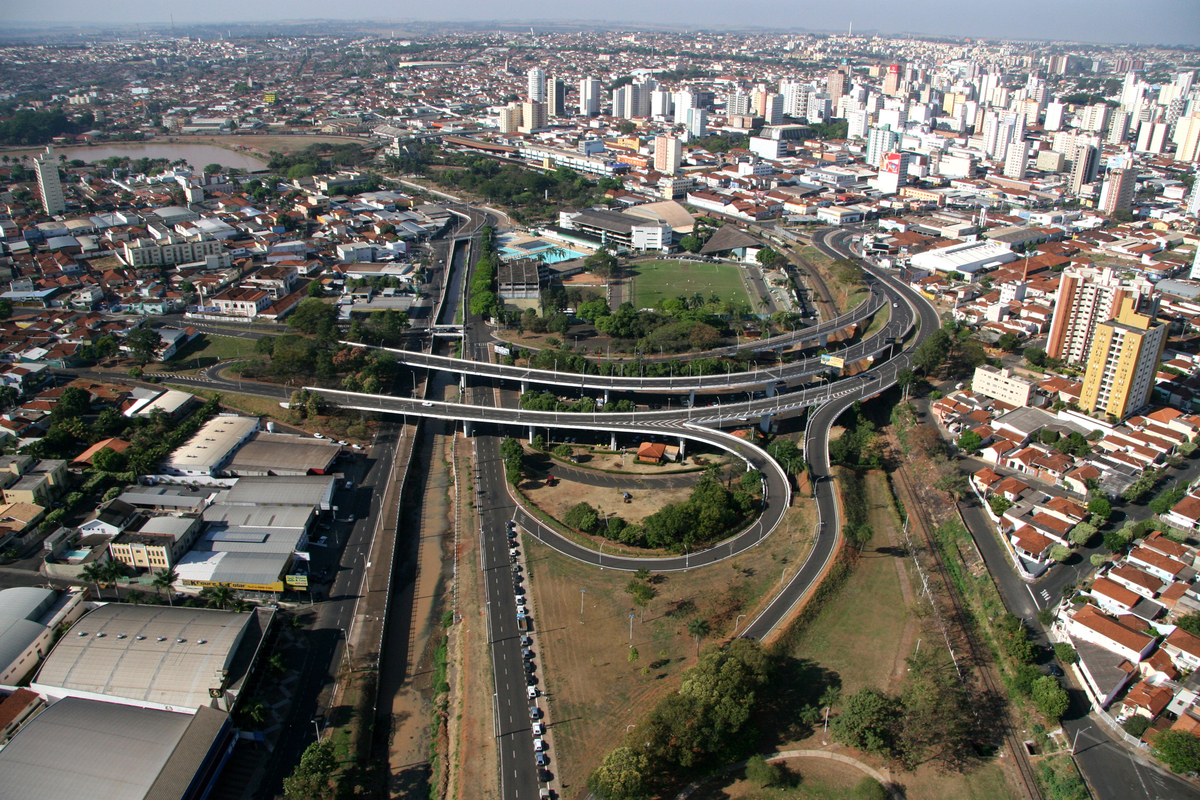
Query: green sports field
627,260,753,309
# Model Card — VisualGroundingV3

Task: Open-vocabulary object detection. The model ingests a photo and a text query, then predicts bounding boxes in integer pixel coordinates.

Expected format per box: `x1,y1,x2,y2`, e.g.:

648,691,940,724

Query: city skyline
3,1,1200,46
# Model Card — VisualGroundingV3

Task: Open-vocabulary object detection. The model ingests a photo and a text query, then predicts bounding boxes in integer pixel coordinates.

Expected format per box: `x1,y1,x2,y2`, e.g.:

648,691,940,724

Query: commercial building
579,77,601,116
865,124,900,169
908,240,1019,275
1046,266,1154,365
160,415,259,477
33,146,66,216
497,258,541,301
108,515,202,571
517,142,622,177
121,234,227,268
519,101,547,133
0,587,85,684
33,604,271,713
1080,296,1169,420
0,697,235,800
972,365,1035,407
557,208,671,252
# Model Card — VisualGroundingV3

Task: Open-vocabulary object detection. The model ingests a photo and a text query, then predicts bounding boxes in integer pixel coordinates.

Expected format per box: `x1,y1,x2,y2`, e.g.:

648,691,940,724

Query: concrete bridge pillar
688,389,696,407
610,432,618,451
603,389,610,404
766,382,776,398
529,426,536,444
819,334,828,348
464,420,474,437
521,380,529,394
759,413,773,434
678,437,686,459
460,373,467,391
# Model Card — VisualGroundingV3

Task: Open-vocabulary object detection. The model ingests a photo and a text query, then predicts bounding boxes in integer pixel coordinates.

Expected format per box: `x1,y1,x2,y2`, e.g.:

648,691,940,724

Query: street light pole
629,612,635,643
735,614,746,635
580,588,586,623
1072,725,1093,755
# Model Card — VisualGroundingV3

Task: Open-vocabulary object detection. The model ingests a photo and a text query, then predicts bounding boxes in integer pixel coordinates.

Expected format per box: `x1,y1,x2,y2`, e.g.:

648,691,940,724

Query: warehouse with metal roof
224,431,341,476
32,604,268,714
160,415,259,477
0,697,234,800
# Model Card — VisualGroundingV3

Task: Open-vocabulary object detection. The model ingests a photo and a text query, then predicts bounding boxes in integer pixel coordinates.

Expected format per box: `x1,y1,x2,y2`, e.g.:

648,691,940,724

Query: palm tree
126,589,145,606
79,563,106,600
200,583,234,610
105,561,126,597
687,618,710,657
152,568,179,606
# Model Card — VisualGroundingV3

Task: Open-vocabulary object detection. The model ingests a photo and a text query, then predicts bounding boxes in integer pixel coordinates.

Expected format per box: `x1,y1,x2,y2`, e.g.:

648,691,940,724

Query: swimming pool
498,239,587,264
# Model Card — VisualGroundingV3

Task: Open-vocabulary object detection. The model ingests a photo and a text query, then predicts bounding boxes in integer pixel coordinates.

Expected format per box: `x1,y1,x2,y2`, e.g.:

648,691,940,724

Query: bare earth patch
523,475,694,526
521,495,815,799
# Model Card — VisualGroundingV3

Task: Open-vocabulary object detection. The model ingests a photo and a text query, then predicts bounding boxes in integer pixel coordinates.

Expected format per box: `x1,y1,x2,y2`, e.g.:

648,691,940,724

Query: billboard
820,354,845,369
494,344,511,356
286,574,309,589
882,153,904,175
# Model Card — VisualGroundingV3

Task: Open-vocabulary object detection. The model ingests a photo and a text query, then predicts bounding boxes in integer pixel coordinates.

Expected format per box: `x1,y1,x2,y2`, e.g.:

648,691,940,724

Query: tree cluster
828,405,882,469
638,474,755,550
832,649,972,770
588,640,774,799
281,739,337,800
0,108,92,146
500,437,524,484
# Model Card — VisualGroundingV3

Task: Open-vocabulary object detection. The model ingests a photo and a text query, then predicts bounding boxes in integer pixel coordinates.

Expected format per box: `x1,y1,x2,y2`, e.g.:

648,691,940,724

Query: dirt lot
535,445,723,476
523,475,694,526
522,498,815,799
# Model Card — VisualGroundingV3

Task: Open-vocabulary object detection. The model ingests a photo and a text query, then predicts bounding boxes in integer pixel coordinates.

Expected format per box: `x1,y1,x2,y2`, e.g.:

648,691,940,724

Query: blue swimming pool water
499,241,586,264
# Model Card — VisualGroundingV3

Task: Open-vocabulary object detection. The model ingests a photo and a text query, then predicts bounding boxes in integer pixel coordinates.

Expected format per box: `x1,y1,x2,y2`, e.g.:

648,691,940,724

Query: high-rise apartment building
520,101,547,132
763,93,784,126
1069,142,1099,194
1099,168,1139,215
1079,296,1167,420
1046,266,1154,365
685,107,708,138
727,89,752,116
672,90,696,124
546,77,566,118
498,103,523,134
579,78,601,116
527,67,546,103
1003,140,1027,179
33,146,66,216
780,80,809,118
650,89,674,119
827,68,847,100
866,124,900,169
882,64,903,97
1044,102,1066,131
1080,102,1111,133
654,135,682,174
1175,114,1200,163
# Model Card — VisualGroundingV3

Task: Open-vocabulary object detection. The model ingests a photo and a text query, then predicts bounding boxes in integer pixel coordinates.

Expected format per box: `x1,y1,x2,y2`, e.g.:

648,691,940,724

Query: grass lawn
628,260,752,309
166,385,287,420
781,471,913,695
151,333,261,373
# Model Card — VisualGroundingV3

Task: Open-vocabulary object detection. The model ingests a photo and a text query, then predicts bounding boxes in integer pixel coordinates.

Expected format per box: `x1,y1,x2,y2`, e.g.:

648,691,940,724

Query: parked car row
510,519,552,778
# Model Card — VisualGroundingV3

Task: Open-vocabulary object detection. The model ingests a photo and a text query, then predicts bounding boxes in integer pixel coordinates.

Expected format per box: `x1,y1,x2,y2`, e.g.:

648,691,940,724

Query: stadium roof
33,605,252,713
0,697,230,800
699,225,764,255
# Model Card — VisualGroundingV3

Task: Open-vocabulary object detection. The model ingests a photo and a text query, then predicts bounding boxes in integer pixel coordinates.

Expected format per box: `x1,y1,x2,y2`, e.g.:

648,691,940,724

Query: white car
421,401,434,407
533,737,546,752
527,686,538,699
313,432,324,439
338,440,348,446
351,444,363,450
532,721,544,735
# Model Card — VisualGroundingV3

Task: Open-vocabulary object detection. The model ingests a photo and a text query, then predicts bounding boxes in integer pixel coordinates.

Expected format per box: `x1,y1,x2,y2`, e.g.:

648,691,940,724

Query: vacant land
524,498,815,798
797,246,870,315
150,333,259,374
692,756,876,800
524,475,694,527
783,471,914,695
628,259,752,309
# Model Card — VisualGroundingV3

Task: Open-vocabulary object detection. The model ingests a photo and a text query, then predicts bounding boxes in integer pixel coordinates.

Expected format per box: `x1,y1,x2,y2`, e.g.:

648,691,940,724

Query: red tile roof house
1090,577,1144,616
1164,494,1200,534
1164,628,1200,673
1066,604,1158,708
1119,680,1174,723
1011,525,1056,562
1127,545,1188,584
1108,564,1165,600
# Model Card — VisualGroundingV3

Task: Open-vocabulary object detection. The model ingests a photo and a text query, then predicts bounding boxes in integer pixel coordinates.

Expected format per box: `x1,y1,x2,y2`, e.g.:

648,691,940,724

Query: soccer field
628,260,752,309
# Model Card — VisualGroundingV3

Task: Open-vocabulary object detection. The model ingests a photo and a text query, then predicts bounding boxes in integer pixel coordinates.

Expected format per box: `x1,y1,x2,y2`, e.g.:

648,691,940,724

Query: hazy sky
6,0,1200,46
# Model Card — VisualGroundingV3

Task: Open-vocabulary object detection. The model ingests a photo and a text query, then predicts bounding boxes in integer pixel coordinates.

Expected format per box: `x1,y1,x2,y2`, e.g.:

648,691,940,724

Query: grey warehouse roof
0,697,229,800
33,605,251,712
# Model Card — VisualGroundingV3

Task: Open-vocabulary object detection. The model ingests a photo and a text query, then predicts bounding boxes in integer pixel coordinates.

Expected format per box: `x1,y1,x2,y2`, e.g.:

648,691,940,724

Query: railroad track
892,468,1043,800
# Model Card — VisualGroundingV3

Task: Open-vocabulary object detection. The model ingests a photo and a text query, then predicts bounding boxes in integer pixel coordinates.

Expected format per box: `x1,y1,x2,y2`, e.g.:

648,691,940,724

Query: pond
7,142,268,171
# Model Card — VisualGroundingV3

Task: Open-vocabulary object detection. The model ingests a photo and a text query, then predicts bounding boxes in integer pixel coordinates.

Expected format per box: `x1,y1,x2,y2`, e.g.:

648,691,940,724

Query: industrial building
224,431,342,476
0,697,235,800
908,239,1020,274
0,587,86,685
161,415,259,477
32,604,272,714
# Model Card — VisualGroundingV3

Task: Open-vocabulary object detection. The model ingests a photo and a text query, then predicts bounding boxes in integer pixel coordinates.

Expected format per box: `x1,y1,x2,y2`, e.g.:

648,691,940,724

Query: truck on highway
517,613,530,631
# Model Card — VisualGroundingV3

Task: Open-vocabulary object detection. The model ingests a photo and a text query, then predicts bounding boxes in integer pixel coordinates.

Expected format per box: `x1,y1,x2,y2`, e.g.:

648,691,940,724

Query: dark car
524,660,536,673
1046,664,1064,677
525,673,538,686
